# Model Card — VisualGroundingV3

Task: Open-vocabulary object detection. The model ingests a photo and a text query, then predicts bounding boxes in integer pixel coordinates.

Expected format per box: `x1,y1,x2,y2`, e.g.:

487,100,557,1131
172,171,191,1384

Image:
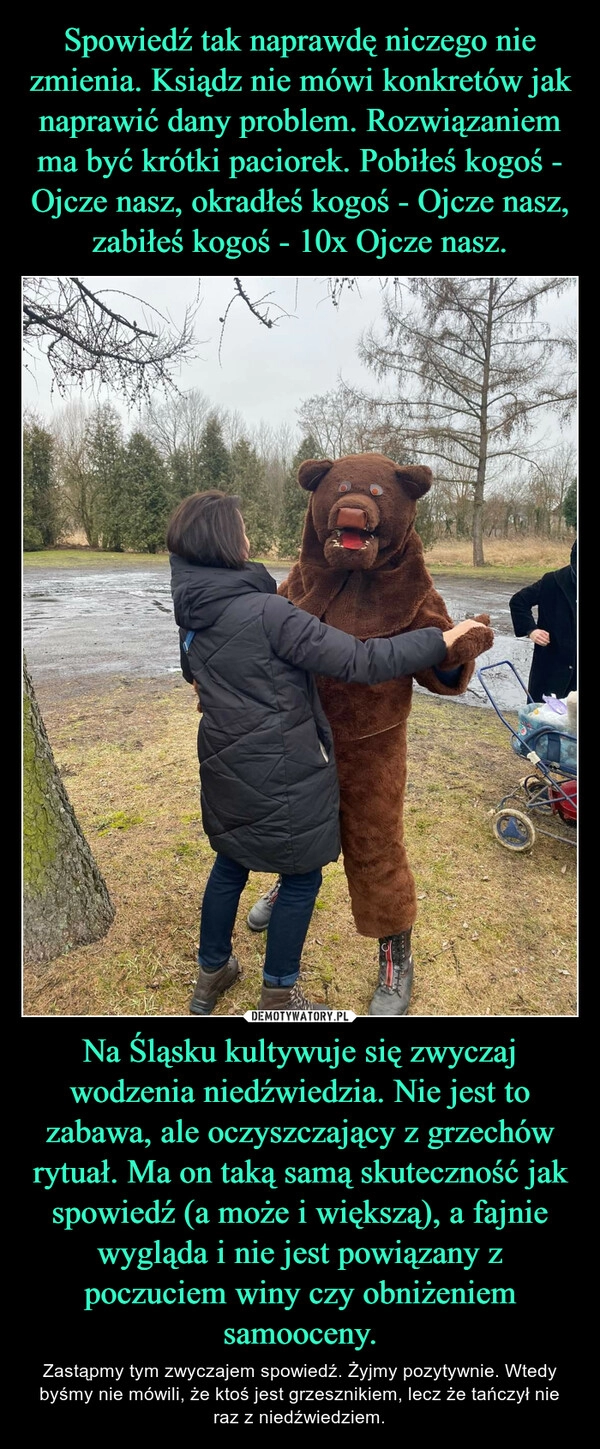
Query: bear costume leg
336,724,417,939
247,725,419,1011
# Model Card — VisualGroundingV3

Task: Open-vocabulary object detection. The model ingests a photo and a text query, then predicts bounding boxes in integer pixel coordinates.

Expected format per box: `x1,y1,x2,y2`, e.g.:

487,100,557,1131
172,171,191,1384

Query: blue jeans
198,854,322,985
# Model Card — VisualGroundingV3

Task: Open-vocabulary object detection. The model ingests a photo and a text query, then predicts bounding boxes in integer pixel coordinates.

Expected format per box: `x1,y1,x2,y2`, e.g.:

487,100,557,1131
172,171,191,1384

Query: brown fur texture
280,454,493,936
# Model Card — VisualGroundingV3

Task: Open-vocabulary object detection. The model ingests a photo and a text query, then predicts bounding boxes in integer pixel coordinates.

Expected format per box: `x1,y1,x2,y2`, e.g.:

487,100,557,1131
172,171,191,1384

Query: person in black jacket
169,491,492,1016
509,540,577,700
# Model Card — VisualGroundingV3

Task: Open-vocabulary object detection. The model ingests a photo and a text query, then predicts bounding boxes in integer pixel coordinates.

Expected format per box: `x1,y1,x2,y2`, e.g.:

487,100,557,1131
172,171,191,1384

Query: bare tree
355,275,575,565
51,400,94,542
23,276,203,972
224,274,575,566
297,381,387,458
23,276,200,407
251,420,296,529
483,472,528,538
23,657,114,967
143,387,213,500
251,419,294,467
216,276,296,359
143,387,211,460
220,406,247,453
518,441,576,536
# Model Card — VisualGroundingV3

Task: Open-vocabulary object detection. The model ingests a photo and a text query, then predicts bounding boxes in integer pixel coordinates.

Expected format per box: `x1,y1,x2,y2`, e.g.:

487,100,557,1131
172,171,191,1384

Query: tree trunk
23,656,115,969
472,277,495,566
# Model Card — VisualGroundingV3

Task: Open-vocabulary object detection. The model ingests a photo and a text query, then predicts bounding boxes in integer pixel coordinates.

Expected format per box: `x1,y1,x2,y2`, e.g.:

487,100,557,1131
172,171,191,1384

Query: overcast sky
23,274,576,445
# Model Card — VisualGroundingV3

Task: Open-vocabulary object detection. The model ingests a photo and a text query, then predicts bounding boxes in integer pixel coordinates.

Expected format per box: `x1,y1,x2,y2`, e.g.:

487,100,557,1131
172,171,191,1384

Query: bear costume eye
338,482,351,493
370,484,383,496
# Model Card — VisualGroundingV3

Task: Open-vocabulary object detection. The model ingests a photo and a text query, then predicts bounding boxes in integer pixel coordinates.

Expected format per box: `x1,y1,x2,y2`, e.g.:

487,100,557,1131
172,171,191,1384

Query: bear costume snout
325,492,381,570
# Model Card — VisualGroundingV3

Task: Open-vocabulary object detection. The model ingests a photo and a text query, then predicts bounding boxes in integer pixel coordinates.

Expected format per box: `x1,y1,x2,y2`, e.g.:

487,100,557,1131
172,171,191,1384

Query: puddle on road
23,564,537,710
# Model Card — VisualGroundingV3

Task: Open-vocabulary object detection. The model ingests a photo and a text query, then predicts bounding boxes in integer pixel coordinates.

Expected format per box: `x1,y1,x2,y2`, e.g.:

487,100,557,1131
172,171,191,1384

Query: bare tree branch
217,277,295,364
23,276,202,407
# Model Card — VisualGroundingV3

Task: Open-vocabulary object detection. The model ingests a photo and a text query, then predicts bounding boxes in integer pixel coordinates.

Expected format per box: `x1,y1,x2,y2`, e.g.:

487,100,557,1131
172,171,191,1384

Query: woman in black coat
169,491,490,1015
509,540,577,700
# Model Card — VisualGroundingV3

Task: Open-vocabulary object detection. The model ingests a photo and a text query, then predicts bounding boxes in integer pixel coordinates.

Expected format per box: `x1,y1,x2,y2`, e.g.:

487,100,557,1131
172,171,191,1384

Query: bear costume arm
410,588,493,696
279,575,492,695
263,593,448,684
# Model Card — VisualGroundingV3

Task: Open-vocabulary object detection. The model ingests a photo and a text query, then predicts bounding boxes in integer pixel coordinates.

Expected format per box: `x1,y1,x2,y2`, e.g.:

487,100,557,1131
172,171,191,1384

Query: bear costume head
298,454,431,574
282,452,492,740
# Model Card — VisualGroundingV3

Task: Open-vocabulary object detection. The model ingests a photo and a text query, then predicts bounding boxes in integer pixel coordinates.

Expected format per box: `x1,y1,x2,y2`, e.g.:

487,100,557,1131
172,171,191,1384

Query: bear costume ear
298,458,334,491
395,465,433,499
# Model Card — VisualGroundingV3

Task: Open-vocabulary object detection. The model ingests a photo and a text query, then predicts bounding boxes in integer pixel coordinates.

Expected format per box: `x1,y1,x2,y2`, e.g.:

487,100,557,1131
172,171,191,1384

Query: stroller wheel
492,808,536,852
522,774,542,795
521,775,551,806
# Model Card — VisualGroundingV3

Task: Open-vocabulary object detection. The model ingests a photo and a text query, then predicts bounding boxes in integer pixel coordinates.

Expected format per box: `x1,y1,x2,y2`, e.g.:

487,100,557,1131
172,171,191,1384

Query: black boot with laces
368,931,414,1016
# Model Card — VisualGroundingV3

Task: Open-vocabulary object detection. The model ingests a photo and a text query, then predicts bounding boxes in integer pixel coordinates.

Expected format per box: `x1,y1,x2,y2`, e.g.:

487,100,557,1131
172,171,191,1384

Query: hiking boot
190,955,241,1015
247,878,281,931
368,931,414,1016
258,978,320,1012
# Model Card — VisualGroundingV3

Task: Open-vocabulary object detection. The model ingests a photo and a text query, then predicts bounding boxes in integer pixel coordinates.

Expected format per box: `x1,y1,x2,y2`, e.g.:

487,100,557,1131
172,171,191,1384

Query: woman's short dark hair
166,491,246,568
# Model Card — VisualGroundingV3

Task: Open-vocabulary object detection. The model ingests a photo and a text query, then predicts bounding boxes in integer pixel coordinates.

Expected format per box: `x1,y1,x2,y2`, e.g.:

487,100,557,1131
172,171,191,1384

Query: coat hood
554,560,576,610
170,554,276,630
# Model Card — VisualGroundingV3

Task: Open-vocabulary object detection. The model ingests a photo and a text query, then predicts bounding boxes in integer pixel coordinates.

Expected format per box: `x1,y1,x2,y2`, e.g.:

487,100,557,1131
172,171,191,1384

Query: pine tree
23,421,59,550
231,437,273,554
122,432,170,553
197,414,232,490
278,435,319,558
86,403,127,551
167,444,206,503
562,480,577,531
414,492,436,551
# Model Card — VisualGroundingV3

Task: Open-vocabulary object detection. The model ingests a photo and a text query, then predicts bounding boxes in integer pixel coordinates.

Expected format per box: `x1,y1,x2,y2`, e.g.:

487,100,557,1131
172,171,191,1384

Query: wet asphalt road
23,561,534,711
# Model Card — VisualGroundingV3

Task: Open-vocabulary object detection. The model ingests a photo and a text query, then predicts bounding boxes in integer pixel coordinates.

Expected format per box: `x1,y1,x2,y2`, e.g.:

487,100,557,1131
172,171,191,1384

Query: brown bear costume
250,454,493,1013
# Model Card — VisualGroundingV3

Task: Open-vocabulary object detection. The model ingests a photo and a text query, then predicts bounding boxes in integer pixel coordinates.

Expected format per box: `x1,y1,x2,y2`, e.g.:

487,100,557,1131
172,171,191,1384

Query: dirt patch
23,680,576,1018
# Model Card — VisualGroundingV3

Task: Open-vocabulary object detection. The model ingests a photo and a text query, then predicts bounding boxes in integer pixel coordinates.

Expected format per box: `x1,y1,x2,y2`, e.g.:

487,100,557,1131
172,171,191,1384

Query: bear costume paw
442,613,494,667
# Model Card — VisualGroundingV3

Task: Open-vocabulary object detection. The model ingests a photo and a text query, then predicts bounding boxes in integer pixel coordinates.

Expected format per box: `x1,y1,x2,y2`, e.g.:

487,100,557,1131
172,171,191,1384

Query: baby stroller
476,660,577,851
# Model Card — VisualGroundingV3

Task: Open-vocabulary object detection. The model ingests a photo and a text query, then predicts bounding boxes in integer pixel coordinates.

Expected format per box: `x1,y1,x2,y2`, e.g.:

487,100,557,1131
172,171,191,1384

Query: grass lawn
23,549,172,569
423,537,574,582
23,677,576,1018
24,537,573,582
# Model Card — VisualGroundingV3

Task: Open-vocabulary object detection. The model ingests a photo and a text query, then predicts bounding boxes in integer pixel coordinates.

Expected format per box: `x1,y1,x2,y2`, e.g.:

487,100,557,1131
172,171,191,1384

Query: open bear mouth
330,527,376,552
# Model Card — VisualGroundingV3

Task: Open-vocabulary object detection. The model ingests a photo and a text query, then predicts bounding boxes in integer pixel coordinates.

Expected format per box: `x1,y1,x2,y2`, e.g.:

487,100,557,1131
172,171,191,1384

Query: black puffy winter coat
171,557,448,873
509,561,576,700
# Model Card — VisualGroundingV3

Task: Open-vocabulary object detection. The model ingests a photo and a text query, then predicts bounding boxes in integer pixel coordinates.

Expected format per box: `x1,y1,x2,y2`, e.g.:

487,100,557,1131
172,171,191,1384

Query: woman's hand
443,616,492,651
192,681,202,714
440,614,494,666
529,628,550,646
